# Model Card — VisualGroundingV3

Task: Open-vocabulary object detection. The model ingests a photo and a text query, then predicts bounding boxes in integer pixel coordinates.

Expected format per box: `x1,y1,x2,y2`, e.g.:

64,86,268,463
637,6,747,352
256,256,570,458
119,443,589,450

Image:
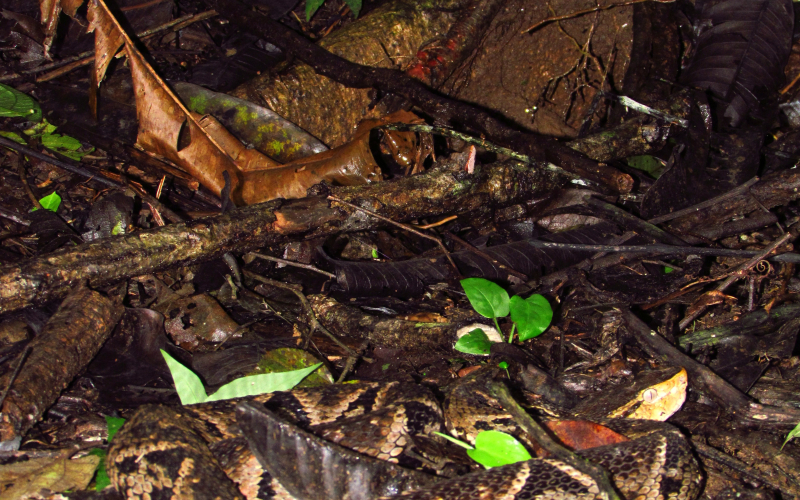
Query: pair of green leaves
306,0,361,21
161,350,322,405
455,278,553,355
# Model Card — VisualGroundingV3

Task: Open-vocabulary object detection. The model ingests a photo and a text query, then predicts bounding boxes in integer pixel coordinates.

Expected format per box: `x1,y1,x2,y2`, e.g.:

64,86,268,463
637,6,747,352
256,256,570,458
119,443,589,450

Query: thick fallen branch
0,158,561,314
209,0,633,195
0,286,122,442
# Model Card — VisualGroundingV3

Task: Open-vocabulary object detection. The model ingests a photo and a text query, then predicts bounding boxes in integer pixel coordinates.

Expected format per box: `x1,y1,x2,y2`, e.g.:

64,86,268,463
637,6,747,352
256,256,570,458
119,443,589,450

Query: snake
106,366,703,500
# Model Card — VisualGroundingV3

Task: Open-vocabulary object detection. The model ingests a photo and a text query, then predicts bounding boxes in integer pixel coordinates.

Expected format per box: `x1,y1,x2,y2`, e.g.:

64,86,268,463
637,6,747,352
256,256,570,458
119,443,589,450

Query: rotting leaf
0,451,99,498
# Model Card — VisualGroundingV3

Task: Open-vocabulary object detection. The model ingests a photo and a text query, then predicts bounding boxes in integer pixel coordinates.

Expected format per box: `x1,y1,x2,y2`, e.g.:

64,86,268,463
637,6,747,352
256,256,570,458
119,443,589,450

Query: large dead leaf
240,110,425,202
83,0,431,205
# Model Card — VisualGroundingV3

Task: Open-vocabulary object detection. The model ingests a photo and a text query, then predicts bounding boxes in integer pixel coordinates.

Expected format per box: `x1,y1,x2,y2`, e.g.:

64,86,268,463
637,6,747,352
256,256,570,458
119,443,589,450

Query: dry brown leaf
38,0,61,58
84,1,429,205
61,0,83,18
0,452,99,499
38,0,85,57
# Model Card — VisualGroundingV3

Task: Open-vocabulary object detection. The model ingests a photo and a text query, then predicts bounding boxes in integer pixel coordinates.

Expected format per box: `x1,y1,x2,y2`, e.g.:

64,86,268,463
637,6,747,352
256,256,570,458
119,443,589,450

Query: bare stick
647,177,759,225
247,252,335,279
0,346,31,411
327,195,462,278
524,0,676,33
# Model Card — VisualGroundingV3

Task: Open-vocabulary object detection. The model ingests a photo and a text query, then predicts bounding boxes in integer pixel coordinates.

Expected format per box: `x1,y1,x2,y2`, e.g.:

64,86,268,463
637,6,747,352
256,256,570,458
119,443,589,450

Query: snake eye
642,388,658,403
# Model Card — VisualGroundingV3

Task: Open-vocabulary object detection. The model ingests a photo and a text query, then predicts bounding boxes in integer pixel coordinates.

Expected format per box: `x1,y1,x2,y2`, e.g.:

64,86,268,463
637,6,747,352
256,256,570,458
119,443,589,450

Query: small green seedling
33,192,61,212
782,421,800,450
434,430,531,468
498,361,510,378
457,278,552,354
89,416,126,491
161,350,321,404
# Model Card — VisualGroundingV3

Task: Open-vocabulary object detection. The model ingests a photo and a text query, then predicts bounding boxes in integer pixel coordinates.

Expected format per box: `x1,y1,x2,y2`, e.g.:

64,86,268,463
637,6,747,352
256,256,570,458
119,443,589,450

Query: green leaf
0,131,25,144
454,328,492,355
782,421,800,450
466,430,532,468
371,248,379,259
162,349,322,404
105,416,126,442
343,0,361,17
162,350,208,404
88,449,110,491
305,0,325,20
0,83,42,121
36,192,61,212
41,133,93,161
497,361,508,369
205,363,321,402
509,294,552,341
664,266,674,274
461,278,509,319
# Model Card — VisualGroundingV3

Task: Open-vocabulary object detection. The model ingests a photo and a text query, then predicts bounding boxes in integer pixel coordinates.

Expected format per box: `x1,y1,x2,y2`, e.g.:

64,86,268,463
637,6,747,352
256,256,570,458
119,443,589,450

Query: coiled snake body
108,369,703,500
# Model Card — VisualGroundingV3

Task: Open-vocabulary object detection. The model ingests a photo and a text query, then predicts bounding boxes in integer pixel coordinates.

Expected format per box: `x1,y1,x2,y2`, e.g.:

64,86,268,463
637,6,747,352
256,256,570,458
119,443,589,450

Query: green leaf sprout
455,278,553,354
434,430,531,468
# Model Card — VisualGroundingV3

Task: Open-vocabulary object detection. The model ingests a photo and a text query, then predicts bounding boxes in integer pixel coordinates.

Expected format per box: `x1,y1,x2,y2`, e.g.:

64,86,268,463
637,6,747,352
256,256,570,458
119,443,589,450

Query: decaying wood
212,0,634,195
0,286,123,442
0,157,561,314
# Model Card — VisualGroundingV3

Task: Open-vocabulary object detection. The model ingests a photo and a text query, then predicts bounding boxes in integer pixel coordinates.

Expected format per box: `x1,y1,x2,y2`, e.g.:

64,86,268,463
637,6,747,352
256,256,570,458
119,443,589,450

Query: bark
0,158,561,315
0,286,123,441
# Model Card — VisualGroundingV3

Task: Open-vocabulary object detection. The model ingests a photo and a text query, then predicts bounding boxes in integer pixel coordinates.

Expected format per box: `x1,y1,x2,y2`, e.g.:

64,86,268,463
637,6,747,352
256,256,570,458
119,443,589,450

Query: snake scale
107,368,703,500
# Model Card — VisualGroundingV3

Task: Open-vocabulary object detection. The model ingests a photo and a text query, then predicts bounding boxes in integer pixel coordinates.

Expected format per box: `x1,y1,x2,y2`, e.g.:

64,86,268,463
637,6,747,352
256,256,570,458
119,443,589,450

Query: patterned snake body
108,370,702,500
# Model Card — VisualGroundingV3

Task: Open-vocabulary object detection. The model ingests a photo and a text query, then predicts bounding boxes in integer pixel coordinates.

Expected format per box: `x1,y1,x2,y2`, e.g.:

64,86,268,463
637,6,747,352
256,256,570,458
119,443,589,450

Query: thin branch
0,346,31,411
327,195,462,278
0,10,218,83
524,0,676,33
522,240,800,263
0,136,183,224
247,252,336,279
647,177,760,225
